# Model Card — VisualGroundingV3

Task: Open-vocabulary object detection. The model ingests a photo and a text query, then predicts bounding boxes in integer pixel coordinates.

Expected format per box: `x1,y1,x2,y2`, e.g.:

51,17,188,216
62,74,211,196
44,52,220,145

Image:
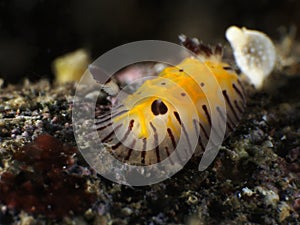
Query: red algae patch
0,134,96,219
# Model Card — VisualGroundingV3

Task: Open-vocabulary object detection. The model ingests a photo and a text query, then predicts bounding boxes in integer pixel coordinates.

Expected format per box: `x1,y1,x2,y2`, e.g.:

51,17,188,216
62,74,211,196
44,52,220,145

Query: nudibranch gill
94,36,246,166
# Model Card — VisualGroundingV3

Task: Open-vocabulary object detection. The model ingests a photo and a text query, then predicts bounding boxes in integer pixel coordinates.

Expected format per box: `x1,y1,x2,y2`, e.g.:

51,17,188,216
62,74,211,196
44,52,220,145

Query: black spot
151,101,159,115
200,82,205,87
223,66,232,70
159,102,168,114
181,92,186,96
179,69,184,72
167,128,176,149
202,104,211,125
161,82,166,85
151,99,168,116
222,90,240,121
129,119,134,130
173,111,182,125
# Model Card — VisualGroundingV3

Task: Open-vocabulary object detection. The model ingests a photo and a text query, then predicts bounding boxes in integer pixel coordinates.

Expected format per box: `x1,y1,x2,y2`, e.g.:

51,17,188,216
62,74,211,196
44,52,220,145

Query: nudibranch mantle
95,38,246,166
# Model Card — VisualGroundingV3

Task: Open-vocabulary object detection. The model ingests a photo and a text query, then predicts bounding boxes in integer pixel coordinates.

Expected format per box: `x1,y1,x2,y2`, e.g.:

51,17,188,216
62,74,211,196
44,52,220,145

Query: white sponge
226,26,276,88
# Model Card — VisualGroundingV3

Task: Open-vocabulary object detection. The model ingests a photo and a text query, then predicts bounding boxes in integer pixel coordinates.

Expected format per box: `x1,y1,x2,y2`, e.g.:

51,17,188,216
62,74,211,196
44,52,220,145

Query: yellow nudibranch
95,37,246,165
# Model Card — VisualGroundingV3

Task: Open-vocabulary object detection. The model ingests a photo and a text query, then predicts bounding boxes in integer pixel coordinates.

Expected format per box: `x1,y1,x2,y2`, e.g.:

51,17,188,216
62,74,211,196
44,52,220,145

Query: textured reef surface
0,65,300,224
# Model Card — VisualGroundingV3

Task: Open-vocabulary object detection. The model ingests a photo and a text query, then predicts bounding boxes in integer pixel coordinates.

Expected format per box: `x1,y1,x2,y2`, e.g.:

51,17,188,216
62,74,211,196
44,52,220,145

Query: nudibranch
226,26,277,89
93,36,246,166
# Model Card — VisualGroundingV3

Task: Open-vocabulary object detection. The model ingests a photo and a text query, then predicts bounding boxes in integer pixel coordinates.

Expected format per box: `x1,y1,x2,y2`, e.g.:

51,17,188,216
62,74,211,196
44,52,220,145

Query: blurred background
0,0,299,83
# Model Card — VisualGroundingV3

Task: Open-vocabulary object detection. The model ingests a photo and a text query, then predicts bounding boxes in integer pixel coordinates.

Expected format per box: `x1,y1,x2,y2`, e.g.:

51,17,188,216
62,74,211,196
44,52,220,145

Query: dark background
0,0,299,83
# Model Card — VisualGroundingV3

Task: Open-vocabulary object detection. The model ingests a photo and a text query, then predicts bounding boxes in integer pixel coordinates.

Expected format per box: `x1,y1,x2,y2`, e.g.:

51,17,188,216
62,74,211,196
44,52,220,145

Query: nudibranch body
94,37,246,165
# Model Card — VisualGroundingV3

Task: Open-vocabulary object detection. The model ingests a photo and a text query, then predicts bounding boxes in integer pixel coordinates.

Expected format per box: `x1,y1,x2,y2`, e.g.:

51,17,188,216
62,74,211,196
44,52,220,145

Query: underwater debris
0,79,3,89
0,134,96,219
53,49,90,84
276,26,298,69
226,26,276,89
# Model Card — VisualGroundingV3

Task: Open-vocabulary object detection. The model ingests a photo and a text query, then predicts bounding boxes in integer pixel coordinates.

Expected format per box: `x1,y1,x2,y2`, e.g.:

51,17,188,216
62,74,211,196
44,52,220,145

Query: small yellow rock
19,211,34,225
0,78,3,89
53,49,91,83
278,202,291,222
256,186,279,208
